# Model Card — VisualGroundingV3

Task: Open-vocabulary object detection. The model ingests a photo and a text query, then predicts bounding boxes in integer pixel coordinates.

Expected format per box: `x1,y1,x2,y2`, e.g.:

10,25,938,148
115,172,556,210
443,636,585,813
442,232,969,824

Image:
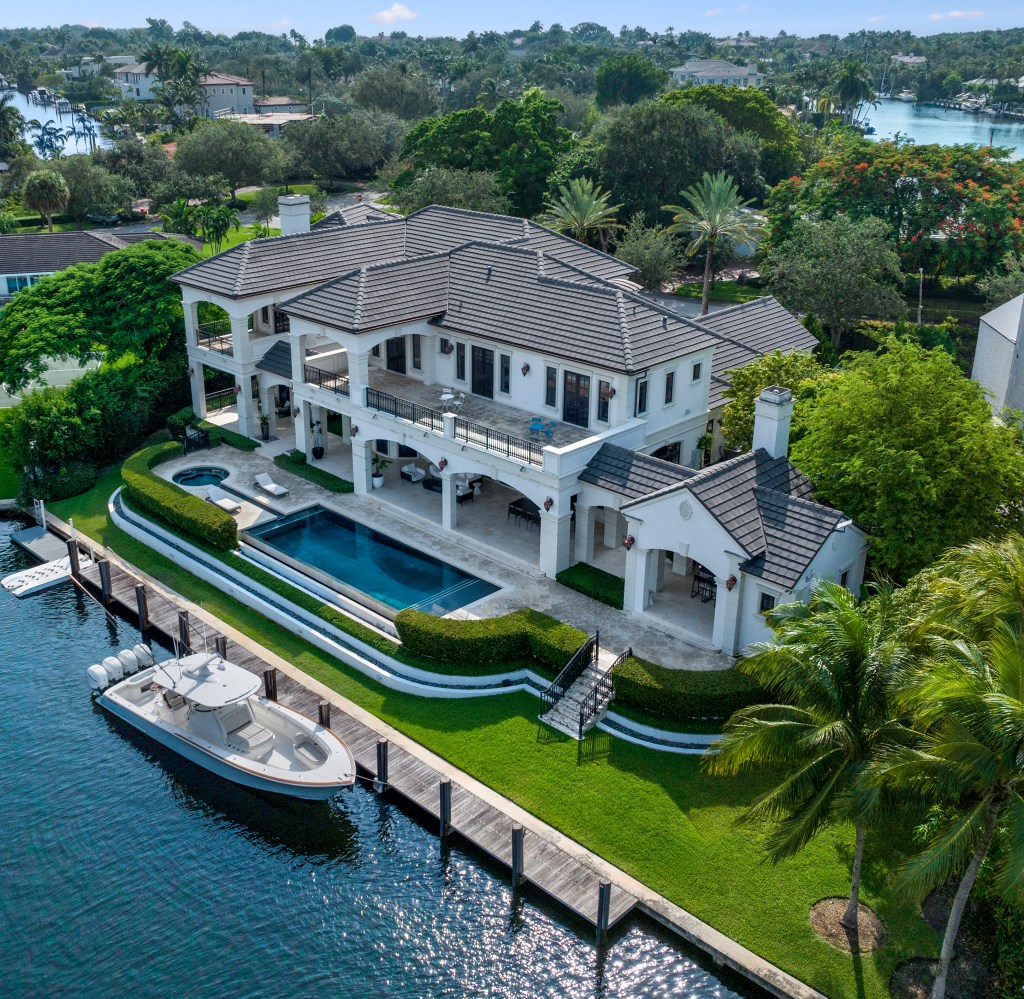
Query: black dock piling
511,824,525,887
263,667,278,701
66,538,80,578
134,584,149,632
439,777,451,838
317,699,331,728
596,879,611,945
375,738,389,792
97,559,112,605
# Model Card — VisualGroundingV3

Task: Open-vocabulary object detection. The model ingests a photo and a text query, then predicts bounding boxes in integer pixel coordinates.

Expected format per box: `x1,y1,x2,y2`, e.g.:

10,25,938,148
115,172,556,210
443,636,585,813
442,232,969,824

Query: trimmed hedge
395,607,585,673
121,441,238,551
556,562,624,609
612,655,768,721
167,406,196,438
273,451,354,493
196,420,260,451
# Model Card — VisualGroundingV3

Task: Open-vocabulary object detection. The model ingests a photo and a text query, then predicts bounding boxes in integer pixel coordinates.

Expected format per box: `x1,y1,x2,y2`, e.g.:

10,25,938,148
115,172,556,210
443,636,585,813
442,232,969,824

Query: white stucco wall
972,318,1015,413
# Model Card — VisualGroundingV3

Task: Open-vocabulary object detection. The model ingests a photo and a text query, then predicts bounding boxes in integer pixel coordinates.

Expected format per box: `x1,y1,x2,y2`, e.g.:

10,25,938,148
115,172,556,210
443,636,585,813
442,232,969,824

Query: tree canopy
172,119,284,198
594,53,668,109
790,339,1024,582
390,167,508,215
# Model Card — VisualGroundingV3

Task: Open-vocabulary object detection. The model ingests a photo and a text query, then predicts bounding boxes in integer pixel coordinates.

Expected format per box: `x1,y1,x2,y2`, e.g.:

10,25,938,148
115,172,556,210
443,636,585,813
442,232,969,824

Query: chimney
752,386,793,459
278,195,310,236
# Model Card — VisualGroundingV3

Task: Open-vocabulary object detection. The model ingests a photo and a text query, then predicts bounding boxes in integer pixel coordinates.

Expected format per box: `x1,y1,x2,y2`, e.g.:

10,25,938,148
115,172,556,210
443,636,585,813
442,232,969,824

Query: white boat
88,647,356,800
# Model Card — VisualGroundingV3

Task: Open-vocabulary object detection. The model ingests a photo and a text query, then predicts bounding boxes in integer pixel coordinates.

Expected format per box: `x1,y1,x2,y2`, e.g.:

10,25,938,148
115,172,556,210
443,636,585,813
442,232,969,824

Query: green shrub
28,462,98,502
273,451,352,492
196,420,259,451
121,441,238,550
167,406,196,438
612,655,768,721
286,448,307,465
556,562,624,609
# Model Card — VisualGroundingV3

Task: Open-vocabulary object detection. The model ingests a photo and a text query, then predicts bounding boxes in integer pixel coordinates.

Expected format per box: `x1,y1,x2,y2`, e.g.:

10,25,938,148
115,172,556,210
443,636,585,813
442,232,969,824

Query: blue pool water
172,465,229,487
0,519,752,998
247,505,500,614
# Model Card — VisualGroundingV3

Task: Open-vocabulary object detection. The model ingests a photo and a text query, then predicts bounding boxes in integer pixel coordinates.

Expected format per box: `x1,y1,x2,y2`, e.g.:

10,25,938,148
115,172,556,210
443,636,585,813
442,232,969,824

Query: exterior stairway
539,635,629,740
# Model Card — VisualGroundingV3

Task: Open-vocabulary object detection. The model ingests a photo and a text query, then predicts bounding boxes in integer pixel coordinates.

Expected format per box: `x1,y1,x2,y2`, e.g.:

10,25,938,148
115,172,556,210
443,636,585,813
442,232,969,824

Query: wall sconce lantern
623,535,635,551
726,574,737,591
543,496,553,512
521,362,530,376
187,367,194,378
233,384,242,394
438,457,448,471
608,386,616,399
292,406,300,418
350,425,359,437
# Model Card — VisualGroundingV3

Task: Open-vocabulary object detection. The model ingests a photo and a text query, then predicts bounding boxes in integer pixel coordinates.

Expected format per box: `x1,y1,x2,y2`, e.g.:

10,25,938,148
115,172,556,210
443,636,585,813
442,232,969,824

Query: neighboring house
199,74,254,117
170,202,863,654
971,292,1024,413
312,204,393,229
213,111,313,136
669,59,766,88
892,53,927,67
254,96,308,114
115,62,160,100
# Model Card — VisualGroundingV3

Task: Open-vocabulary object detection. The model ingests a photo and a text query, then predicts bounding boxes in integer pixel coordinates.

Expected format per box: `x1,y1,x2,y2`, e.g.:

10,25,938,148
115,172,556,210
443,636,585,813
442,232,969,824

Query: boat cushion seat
227,721,274,754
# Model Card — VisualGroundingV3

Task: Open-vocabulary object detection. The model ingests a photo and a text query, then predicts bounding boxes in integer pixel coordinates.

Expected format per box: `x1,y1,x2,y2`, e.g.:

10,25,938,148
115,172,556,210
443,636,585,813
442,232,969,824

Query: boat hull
98,692,353,801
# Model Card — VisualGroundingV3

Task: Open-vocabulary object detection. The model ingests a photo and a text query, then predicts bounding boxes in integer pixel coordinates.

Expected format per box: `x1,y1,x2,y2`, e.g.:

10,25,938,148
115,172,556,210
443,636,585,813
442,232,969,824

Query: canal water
862,97,1024,158
3,88,110,157
0,519,751,998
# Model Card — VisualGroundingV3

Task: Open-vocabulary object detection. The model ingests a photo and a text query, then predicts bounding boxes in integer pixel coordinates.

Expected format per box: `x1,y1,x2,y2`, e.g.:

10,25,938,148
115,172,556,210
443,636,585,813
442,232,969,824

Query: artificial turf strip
50,467,939,999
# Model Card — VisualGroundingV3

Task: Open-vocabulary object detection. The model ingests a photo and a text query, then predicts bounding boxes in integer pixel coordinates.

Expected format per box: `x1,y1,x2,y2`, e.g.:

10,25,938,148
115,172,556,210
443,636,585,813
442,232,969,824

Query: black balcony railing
454,417,544,466
304,363,350,397
364,388,445,432
195,320,234,355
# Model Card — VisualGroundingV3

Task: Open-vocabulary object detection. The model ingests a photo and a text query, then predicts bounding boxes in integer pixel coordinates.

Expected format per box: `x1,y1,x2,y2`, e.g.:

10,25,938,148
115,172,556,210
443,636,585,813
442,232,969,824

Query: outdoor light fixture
623,535,635,551
292,407,300,418
608,387,616,399
438,457,448,470
187,367,194,377
350,425,359,437
726,574,737,591
521,363,530,376
543,497,553,512
233,384,242,394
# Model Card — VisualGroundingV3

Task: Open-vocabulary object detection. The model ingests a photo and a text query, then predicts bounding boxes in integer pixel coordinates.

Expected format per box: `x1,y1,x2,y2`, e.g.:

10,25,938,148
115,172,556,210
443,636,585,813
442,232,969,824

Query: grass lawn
676,281,764,305
234,183,322,204
200,227,280,258
50,464,938,999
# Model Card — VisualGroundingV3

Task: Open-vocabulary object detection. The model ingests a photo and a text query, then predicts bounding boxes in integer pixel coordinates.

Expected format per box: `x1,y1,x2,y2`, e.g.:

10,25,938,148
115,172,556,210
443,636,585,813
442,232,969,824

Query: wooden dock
52,522,637,934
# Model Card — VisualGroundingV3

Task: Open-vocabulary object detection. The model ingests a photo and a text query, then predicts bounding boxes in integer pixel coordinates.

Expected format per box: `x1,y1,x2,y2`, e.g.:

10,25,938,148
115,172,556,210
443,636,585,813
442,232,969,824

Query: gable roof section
980,293,1024,344
0,231,191,277
579,443,694,499
255,340,292,379
281,253,450,332
699,296,819,408
312,204,393,230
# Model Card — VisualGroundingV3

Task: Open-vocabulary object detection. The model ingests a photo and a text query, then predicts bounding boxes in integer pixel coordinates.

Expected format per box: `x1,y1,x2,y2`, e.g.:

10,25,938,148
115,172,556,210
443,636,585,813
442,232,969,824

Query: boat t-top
88,647,355,800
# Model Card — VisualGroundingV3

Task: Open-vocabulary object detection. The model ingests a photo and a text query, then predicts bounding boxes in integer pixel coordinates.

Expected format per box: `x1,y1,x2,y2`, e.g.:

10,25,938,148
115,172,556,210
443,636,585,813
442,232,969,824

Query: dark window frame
597,380,611,422
759,593,776,614
635,379,648,416
456,342,466,381
499,354,510,394
545,366,557,408
411,334,422,370
692,361,702,382
665,370,675,405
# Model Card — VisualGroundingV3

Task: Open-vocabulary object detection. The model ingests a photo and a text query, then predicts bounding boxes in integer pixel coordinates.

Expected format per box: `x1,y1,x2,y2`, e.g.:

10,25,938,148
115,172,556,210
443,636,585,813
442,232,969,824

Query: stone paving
158,444,730,671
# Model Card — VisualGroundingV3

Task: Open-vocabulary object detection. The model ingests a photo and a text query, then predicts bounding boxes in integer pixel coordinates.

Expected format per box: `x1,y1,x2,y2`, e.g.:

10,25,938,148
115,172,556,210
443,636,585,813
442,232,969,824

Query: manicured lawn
676,281,765,305
51,465,938,999
201,226,280,258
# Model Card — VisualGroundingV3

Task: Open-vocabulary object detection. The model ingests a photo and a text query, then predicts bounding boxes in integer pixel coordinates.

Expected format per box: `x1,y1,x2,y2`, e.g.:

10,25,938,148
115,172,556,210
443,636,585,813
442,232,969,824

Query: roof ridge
616,291,635,371
353,267,367,329
754,484,841,519
232,240,252,297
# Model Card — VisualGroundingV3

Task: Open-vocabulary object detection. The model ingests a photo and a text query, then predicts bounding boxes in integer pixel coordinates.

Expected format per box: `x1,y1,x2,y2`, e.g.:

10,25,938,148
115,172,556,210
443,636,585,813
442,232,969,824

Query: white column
340,413,352,444
189,364,207,418
441,473,457,530
711,555,744,655
623,545,652,614
539,512,573,578
183,301,199,349
574,504,595,564
236,379,256,439
603,508,625,549
655,551,667,591
349,351,371,402
290,332,307,390
294,398,309,456
229,313,251,364
351,438,372,495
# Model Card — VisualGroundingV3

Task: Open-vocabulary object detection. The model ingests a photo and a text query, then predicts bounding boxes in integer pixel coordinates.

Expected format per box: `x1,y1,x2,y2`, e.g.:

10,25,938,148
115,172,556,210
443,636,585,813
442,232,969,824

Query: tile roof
0,231,192,278
254,96,304,106
622,449,842,589
698,296,819,408
200,73,253,86
980,292,1024,343
579,443,695,499
255,340,292,379
312,204,393,229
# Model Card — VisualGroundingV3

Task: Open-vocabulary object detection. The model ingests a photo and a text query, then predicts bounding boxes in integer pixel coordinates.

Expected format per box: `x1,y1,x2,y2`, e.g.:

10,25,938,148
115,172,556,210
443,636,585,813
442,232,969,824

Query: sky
7,3,1023,42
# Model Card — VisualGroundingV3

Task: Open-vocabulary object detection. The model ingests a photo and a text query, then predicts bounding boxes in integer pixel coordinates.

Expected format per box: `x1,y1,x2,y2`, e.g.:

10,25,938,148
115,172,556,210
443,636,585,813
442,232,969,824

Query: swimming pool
245,506,499,615
173,466,229,487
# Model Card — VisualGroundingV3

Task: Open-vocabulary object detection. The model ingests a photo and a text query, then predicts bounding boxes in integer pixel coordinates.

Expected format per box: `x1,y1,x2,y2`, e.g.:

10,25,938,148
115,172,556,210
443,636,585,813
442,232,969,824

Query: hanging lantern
726,574,737,591
438,457,448,470
350,425,359,437
543,497,553,512
623,535,635,551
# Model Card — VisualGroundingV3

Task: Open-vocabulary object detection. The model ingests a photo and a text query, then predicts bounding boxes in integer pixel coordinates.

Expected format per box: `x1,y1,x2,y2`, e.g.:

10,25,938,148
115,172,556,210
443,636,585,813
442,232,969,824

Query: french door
471,345,494,398
563,371,590,428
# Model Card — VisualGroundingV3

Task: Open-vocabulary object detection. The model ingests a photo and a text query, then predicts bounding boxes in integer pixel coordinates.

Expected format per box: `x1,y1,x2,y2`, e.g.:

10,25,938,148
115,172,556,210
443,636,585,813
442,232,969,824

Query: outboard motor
132,644,155,667
87,664,110,691
117,649,139,675
102,655,124,683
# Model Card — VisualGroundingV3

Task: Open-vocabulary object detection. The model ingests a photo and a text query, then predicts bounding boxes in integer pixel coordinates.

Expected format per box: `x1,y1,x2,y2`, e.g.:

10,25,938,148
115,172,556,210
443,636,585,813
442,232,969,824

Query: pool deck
42,512,824,999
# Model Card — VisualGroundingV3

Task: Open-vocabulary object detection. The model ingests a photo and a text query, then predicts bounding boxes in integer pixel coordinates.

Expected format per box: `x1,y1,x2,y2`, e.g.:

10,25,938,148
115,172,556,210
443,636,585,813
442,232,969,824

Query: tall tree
594,52,668,108
23,169,70,232
612,212,683,292
541,176,622,250
0,92,26,156
173,119,282,200
706,581,910,929
663,171,763,315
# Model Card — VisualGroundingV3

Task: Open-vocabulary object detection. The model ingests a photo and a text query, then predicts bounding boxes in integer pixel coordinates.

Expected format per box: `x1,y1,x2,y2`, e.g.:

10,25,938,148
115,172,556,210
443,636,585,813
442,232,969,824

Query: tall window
261,306,269,324
274,311,290,334
691,361,702,382
635,379,648,416
456,342,466,380
412,334,422,370
499,354,510,394
439,337,450,354
371,344,380,357
545,366,557,407
759,593,776,614
665,371,675,405
597,380,611,422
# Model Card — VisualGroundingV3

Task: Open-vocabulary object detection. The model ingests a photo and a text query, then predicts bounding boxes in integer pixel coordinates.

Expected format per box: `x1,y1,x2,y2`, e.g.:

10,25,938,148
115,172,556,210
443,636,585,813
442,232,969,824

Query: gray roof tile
579,443,694,499
255,340,292,378
0,230,190,276
312,204,392,229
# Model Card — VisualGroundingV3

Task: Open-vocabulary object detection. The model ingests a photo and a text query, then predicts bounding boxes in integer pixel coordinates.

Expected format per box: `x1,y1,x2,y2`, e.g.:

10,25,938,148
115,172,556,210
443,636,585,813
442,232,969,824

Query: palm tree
541,177,623,252
23,169,70,232
832,59,874,126
27,119,67,160
0,93,26,155
872,623,1024,999
705,581,911,930
195,204,240,254
663,171,764,316
141,42,176,83
160,198,197,236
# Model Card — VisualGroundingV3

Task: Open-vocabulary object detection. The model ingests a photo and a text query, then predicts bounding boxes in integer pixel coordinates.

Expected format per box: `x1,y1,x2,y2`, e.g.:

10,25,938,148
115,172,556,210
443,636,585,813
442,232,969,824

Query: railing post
439,777,451,838
375,737,389,792
596,879,611,945
511,823,525,887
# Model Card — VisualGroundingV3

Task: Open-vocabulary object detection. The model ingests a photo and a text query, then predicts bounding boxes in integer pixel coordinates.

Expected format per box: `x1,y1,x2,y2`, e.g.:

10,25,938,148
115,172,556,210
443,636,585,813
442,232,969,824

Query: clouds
928,9,984,18
370,3,417,25
704,6,725,15
868,14,888,22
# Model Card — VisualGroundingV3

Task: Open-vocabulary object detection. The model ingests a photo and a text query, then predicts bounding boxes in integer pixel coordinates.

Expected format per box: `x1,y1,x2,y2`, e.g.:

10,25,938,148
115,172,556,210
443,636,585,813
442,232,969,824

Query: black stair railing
577,646,630,739
540,632,599,715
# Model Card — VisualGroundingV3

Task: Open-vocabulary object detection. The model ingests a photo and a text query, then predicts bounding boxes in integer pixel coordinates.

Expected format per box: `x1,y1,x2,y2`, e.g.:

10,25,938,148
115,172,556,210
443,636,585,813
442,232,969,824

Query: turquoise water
247,505,499,614
862,98,1024,158
0,520,752,998
172,466,229,487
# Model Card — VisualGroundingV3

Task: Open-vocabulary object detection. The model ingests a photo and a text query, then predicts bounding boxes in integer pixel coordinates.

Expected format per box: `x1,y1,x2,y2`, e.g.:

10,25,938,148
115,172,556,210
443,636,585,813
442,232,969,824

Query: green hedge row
556,562,624,609
196,420,260,451
121,441,238,551
395,607,584,673
612,655,768,721
273,451,354,493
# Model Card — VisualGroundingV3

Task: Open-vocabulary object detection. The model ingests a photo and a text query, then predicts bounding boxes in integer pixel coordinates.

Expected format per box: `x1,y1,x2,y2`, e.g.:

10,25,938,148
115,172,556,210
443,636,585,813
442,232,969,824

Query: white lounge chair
205,486,242,514
400,463,426,483
255,472,289,497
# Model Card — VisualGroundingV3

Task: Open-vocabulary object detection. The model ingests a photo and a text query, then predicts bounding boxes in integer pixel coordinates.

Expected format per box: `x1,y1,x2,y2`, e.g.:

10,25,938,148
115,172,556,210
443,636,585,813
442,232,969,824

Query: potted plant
259,413,270,442
697,431,715,467
371,453,391,488
311,420,324,460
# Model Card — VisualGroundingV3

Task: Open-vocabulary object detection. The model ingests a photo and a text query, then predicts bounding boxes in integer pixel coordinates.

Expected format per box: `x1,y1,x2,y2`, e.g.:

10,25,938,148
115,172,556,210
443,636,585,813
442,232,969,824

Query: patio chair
205,486,242,514
452,392,466,413
400,463,426,483
254,472,289,497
